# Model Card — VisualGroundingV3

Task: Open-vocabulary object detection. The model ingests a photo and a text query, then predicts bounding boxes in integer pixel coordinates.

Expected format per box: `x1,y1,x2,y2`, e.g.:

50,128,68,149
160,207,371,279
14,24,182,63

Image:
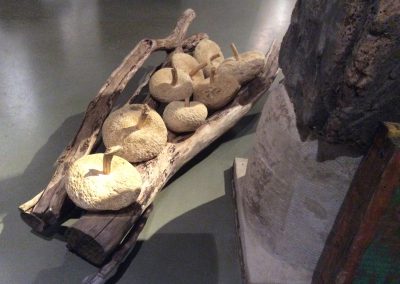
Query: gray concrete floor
0,1,295,283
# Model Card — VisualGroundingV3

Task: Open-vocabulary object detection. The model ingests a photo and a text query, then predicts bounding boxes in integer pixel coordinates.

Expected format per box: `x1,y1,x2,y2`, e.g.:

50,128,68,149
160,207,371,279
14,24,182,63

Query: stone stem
136,104,151,129
171,67,178,86
210,53,221,62
210,67,216,84
184,96,190,107
189,62,207,78
230,43,240,61
103,145,123,175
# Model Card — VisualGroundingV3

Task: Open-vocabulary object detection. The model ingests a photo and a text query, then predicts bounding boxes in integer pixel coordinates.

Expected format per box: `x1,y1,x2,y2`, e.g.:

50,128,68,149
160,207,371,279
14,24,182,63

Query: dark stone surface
280,0,400,152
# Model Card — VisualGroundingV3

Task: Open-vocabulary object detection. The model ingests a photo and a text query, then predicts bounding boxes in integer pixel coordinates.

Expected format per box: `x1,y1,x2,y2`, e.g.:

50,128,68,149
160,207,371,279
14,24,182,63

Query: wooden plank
81,205,153,284
313,122,400,284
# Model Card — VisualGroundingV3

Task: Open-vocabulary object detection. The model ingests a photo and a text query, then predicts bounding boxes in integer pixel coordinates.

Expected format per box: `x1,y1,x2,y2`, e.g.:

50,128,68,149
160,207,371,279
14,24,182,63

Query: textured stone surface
171,53,204,84
163,101,208,133
280,0,400,152
236,84,361,283
194,39,224,76
102,104,168,163
149,68,193,103
193,73,240,110
66,153,142,211
217,51,265,84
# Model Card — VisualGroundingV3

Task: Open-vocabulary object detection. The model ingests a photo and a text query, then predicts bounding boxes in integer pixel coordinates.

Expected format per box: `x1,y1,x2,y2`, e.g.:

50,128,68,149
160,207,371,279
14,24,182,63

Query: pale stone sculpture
66,149,142,211
218,43,265,84
193,67,240,110
171,53,205,84
149,67,193,103
163,99,208,133
102,104,168,163
194,39,224,76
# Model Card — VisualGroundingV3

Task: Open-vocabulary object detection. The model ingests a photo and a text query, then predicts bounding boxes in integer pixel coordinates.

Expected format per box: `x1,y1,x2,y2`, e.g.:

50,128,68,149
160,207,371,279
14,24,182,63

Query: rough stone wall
280,0,400,152
241,84,361,276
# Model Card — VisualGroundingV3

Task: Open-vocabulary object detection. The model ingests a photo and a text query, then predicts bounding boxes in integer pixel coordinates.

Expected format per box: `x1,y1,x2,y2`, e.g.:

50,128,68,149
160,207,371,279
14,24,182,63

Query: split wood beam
313,122,400,284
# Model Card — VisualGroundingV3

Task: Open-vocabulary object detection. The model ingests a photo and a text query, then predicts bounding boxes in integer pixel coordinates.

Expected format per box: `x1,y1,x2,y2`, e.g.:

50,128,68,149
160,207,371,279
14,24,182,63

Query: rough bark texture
81,205,153,284
313,122,400,284
280,0,400,152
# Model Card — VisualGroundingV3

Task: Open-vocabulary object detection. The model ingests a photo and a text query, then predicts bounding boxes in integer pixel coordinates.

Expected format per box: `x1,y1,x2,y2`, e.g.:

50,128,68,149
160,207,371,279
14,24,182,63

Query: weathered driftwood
313,122,400,284
19,8,279,271
65,42,280,265
81,205,153,284
19,9,206,232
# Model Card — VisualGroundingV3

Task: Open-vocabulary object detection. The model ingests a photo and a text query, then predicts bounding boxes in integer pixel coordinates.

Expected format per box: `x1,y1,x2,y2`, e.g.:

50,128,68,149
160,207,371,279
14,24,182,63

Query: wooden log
312,122,400,284
65,203,142,266
19,9,207,233
65,42,280,266
81,205,153,284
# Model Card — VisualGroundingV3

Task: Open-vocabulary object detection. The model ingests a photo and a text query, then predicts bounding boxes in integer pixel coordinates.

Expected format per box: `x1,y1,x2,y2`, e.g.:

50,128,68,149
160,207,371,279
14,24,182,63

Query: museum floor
0,1,295,283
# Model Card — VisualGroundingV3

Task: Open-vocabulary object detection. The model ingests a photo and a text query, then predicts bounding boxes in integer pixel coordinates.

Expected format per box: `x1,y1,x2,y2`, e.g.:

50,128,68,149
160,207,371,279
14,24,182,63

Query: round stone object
217,51,265,84
194,39,224,77
163,101,208,133
66,153,142,211
193,73,240,110
102,104,168,163
149,67,193,103
171,53,204,85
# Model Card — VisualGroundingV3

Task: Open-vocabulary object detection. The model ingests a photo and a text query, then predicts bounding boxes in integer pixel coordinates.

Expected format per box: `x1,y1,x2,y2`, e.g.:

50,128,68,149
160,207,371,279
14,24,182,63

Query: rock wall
236,2,400,282
237,84,361,283
279,0,400,152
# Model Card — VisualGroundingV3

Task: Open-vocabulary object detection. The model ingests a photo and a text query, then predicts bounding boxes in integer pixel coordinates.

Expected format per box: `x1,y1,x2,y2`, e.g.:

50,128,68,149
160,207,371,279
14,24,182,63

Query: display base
233,158,312,284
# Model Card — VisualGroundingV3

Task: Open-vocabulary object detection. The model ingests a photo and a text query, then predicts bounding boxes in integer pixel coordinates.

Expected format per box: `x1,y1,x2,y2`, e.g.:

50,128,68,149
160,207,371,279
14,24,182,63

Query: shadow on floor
31,171,240,284
1,98,246,283
0,112,89,283
103,169,237,284
33,232,219,284
167,111,260,186
0,111,85,235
